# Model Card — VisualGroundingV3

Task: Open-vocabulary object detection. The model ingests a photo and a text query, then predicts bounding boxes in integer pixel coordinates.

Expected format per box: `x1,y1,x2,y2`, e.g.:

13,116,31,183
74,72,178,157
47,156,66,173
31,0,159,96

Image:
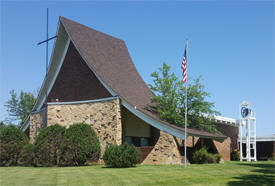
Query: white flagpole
184,39,188,168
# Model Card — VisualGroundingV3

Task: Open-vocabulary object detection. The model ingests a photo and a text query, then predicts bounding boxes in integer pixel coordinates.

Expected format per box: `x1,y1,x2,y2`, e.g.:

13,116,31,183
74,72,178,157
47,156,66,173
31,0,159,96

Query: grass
0,161,274,186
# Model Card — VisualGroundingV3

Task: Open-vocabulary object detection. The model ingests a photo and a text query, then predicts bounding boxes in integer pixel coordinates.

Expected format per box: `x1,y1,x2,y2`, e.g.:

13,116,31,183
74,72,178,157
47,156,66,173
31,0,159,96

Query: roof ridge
60,16,125,42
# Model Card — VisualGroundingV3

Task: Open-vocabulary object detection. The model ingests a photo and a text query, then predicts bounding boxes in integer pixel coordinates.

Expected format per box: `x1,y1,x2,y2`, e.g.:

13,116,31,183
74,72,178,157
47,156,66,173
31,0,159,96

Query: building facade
24,17,238,164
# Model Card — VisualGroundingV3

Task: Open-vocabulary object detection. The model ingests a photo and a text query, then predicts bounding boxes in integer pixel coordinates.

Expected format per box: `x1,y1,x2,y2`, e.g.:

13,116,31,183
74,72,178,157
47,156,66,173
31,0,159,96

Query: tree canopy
5,90,36,128
149,62,220,133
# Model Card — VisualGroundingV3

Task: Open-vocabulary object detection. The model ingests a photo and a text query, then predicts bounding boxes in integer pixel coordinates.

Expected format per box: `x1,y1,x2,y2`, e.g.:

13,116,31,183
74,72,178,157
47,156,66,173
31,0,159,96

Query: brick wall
215,123,238,151
213,138,231,161
186,136,199,147
196,138,231,161
137,146,154,163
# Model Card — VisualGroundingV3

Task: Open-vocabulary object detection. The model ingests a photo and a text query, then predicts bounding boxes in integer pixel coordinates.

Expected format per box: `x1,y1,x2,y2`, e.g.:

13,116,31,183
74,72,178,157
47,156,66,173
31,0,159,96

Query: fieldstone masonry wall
29,108,46,144
29,98,232,164
142,131,182,165
46,98,122,159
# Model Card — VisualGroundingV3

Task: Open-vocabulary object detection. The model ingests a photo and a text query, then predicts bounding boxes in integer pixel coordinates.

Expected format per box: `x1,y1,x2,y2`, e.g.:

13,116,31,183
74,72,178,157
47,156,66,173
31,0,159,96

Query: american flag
181,45,187,83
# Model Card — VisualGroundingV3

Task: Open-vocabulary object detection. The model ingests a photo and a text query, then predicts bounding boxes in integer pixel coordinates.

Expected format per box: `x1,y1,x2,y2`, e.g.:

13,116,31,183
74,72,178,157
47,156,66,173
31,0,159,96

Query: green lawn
0,161,274,186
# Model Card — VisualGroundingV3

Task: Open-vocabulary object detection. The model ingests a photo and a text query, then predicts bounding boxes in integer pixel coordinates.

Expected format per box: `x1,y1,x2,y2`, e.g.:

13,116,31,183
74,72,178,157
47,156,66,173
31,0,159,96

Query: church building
23,17,238,164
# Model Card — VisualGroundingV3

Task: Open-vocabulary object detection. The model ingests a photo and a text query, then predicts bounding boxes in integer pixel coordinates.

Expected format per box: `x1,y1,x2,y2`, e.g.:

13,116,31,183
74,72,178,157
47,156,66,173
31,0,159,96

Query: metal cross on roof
37,8,57,128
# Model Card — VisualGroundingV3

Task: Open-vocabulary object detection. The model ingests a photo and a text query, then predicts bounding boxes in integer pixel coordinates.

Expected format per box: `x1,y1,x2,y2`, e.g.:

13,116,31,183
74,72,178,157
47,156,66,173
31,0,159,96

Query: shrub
0,125,28,166
18,144,36,166
61,123,101,166
35,124,66,166
268,155,275,161
193,147,221,164
214,154,222,163
231,149,240,161
193,147,208,164
103,144,141,168
205,154,217,163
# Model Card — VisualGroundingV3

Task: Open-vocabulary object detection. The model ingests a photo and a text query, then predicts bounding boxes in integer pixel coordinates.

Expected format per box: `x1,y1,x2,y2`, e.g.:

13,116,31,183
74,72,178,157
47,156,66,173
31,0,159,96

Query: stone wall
142,131,183,165
29,108,46,144
47,98,122,158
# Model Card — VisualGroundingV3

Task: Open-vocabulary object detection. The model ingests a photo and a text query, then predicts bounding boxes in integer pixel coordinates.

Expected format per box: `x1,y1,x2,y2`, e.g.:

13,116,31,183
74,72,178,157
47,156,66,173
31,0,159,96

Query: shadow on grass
227,162,275,186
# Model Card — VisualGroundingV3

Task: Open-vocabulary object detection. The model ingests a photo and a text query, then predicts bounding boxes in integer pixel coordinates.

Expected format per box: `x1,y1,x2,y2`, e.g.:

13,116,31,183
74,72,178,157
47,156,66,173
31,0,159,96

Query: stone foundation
29,108,46,144
142,131,182,165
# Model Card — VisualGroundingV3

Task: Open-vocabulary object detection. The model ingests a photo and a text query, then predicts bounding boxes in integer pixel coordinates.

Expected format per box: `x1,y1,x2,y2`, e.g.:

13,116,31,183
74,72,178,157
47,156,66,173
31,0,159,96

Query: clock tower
239,101,257,161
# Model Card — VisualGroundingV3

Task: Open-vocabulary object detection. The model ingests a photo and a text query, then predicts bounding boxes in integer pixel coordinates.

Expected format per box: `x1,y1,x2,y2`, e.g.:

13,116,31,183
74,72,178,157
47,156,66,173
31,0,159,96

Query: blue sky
1,1,274,136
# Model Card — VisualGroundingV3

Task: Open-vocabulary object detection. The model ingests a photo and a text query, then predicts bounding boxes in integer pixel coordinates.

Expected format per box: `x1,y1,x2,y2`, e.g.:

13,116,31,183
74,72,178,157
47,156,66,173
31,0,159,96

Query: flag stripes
181,46,187,83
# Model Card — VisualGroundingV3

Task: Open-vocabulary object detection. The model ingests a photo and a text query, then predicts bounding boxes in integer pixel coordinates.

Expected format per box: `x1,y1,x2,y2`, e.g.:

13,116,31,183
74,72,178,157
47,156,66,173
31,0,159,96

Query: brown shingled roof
60,16,226,140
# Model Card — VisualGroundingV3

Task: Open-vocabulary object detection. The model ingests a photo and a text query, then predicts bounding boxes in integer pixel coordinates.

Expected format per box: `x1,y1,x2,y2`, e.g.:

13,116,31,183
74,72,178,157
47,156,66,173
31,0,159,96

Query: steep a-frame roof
60,16,154,115
24,16,227,141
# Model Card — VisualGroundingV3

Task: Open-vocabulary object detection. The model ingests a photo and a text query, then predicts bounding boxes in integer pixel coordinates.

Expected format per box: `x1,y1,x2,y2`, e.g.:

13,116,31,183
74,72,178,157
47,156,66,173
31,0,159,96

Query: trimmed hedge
61,123,101,166
193,147,222,164
18,144,36,166
35,124,66,166
0,125,29,166
103,144,141,168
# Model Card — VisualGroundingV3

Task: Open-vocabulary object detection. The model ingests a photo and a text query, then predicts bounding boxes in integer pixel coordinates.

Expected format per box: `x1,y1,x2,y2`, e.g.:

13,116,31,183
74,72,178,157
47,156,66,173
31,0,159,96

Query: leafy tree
5,90,36,128
149,63,183,124
0,121,5,128
149,62,220,133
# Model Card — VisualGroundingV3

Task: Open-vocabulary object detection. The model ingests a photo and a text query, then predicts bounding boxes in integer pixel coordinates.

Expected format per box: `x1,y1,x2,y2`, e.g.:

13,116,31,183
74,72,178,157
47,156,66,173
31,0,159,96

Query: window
140,138,149,146
124,136,150,147
125,136,133,145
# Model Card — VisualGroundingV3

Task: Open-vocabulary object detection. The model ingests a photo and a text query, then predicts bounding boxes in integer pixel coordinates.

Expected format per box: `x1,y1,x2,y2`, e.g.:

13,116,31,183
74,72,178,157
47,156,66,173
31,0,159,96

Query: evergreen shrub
35,124,66,166
0,125,28,166
103,144,141,168
18,144,36,166
193,147,222,164
61,123,101,166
